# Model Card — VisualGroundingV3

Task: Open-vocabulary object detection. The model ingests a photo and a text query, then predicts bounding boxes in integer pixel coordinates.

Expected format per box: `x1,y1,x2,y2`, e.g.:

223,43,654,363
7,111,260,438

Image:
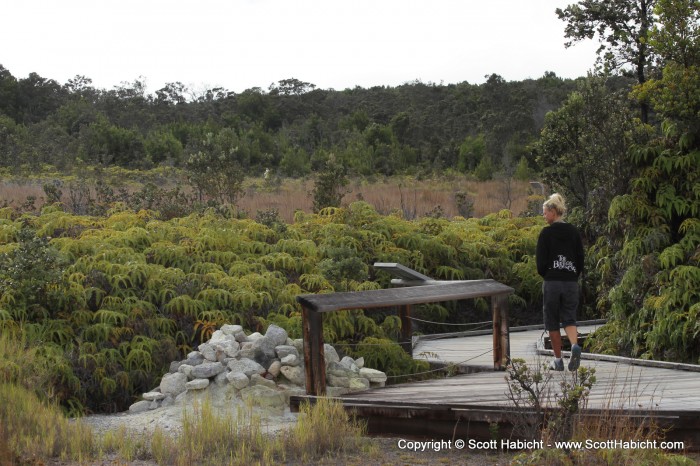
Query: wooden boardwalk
291,323,700,448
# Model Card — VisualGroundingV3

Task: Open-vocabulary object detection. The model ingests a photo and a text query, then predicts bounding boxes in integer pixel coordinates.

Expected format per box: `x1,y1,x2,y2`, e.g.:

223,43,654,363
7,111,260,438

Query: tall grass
0,175,533,222
244,176,532,222
0,379,372,466
0,334,94,464
144,396,372,465
0,383,95,464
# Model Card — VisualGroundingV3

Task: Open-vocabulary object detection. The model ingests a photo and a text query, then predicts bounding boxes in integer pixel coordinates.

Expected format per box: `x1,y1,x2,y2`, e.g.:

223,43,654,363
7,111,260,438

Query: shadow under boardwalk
290,324,700,450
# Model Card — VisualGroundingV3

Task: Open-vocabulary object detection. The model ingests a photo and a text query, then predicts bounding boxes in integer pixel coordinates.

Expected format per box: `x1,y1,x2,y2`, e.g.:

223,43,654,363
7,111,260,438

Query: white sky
2,0,599,94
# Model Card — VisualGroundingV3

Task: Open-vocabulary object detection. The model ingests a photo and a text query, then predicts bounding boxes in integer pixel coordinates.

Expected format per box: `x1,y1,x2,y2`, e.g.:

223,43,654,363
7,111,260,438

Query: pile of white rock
128,323,388,414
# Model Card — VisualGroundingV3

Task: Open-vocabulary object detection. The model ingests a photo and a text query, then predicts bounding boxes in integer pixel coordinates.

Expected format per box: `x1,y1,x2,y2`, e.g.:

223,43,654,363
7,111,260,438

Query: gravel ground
74,406,700,465
72,405,517,465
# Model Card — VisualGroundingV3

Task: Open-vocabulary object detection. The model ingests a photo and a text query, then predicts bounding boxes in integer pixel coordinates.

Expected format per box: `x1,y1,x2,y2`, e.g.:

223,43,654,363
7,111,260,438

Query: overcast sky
3,0,599,94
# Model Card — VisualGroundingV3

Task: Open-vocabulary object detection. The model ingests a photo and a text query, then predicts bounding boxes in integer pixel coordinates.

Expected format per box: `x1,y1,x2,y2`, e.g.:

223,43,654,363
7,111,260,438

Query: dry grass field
0,175,537,222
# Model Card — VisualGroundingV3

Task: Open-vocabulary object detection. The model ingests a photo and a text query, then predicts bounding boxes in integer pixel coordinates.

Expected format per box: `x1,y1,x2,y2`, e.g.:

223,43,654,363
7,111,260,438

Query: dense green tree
63,75,99,103
589,0,700,362
15,72,66,125
154,81,188,105
0,113,25,168
649,0,700,68
144,129,183,165
0,65,18,120
0,64,581,176
268,78,316,96
185,129,246,205
556,0,657,121
311,154,349,212
535,76,649,236
457,133,486,173
80,115,145,166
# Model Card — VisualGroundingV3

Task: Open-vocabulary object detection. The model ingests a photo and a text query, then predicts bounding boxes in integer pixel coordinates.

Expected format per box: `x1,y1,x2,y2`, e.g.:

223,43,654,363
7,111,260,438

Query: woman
536,193,584,371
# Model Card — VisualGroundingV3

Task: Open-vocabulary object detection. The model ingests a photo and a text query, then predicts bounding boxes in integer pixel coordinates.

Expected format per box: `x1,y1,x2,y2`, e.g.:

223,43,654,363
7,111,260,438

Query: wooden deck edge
535,347,700,373
289,394,700,449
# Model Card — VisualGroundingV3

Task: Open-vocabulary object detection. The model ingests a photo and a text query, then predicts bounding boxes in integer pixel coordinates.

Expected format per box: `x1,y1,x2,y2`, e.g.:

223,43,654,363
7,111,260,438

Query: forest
0,0,698,416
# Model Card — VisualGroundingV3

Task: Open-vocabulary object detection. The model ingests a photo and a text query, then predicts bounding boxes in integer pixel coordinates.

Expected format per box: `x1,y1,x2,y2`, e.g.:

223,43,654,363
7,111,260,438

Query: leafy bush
0,201,545,413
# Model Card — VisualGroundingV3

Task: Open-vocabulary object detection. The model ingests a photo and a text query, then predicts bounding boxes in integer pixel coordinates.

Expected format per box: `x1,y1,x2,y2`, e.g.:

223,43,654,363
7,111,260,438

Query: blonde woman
536,193,585,371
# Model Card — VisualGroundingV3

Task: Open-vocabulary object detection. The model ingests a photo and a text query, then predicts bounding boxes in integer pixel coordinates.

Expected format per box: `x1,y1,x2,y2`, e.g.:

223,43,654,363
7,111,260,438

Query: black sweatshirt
536,221,584,281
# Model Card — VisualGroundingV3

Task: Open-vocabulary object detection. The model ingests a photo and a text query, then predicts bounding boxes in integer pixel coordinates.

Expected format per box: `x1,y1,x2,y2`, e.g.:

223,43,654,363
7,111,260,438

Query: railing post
302,306,326,395
398,304,413,356
491,294,510,370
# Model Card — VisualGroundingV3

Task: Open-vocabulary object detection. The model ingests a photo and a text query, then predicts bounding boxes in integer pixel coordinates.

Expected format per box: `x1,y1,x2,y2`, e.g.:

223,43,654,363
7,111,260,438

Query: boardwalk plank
296,325,700,446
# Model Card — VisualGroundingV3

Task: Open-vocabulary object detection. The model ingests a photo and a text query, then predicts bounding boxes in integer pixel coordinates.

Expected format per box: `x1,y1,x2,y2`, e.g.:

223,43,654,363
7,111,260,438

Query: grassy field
0,174,537,222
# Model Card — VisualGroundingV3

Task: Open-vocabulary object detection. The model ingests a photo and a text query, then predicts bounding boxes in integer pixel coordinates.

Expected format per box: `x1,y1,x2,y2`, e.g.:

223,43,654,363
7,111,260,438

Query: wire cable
385,347,494,379
408,317,493,328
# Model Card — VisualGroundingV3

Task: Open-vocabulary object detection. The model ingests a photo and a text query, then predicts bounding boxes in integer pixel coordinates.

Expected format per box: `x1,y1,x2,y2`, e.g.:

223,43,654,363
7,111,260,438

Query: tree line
0,65,590,180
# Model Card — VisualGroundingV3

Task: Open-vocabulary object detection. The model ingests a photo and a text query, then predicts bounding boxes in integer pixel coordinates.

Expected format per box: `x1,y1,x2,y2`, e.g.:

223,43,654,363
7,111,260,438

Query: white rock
198,343,218,362
327,374,350,387
142,391,166,401
247,332,263,341
128,400,151,413
212,340,240,358
349,378,370,391
186,378,210,390
226,371,250,389
324,344,340,364
221,324,243,336
268,360,282,377
340,356,358,372
264,324,288,347
178,364,194,378
209,330,226,343
354,357,365,369
253,336,278,358
359,367,387,383
281,354,300,367
227,358,265,376
214,371,229,385
160,372,188,396
191,361,225,379
251,373,277,389
280,365,305,385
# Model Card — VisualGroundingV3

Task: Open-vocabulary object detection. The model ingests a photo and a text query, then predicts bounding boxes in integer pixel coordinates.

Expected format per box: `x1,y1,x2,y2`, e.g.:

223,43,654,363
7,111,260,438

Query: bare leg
549,331,562,358
563,325,578,348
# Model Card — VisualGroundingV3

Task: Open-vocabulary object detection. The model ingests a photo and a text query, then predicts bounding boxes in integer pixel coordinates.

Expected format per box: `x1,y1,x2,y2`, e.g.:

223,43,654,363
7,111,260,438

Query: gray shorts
542,281,579,331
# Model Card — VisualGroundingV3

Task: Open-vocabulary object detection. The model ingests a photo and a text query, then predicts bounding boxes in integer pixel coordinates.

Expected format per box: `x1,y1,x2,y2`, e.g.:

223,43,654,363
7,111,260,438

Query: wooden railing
296,278,513,396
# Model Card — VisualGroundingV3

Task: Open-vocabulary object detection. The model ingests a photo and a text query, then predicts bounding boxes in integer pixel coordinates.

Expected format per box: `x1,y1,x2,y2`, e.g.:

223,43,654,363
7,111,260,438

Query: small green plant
505,357,553,439
505,357,596,442
311,154,350,213
542,366,596,444
454,190,475,218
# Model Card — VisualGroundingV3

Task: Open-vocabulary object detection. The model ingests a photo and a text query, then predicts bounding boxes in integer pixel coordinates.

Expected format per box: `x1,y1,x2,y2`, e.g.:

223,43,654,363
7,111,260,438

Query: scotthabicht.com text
396,438,685,452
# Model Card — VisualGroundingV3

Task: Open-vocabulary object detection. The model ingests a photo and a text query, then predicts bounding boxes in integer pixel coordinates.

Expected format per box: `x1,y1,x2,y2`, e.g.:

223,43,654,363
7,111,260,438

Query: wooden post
302,306,326,395
398,304,412,356
491,295,510,370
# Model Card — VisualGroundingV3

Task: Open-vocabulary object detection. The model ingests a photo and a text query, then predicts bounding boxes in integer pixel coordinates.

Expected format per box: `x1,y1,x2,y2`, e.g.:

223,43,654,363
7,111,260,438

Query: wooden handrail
296,279,513,396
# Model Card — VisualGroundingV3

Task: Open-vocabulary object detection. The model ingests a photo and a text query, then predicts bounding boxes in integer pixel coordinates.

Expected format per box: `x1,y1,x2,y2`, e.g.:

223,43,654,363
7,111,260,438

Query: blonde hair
543,193,566,216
